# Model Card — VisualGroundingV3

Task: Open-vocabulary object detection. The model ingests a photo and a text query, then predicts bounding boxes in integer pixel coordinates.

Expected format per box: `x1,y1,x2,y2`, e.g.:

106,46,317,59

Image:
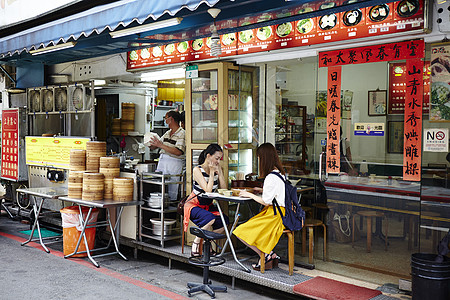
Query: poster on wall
430,43,450,121
342,90,353,119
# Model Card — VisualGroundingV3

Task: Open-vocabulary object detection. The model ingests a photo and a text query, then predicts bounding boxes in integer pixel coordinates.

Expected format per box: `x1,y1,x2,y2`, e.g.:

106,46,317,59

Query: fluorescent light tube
30,42,76,55
110,18,182,39
140,67,186,81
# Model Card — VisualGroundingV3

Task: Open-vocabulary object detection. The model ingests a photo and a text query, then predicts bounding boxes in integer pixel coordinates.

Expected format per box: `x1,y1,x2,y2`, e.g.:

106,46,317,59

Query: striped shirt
193,166,218,205
159,127,185,159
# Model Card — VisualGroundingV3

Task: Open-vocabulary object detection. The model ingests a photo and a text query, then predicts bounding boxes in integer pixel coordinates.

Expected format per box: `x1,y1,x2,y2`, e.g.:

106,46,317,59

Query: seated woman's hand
252,187,263,194
239,190,253,198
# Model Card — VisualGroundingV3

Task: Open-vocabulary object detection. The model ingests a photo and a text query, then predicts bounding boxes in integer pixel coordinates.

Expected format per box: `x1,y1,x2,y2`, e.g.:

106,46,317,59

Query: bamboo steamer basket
68,171,85,199
99,156,120,169
82,172,104,201
112,118,121,136
121,102,135,135
69,149,86,171
86,141,106,172
113,177,134,201
103,178,114,200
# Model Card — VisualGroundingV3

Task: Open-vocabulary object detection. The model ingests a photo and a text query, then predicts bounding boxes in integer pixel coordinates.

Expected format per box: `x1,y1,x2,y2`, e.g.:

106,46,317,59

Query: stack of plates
147,193,169,208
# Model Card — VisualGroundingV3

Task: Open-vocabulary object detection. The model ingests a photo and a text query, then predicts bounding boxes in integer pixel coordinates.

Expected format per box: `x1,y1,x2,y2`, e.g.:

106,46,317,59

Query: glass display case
275,104,307,175
191,70,218,144
185,62,258,192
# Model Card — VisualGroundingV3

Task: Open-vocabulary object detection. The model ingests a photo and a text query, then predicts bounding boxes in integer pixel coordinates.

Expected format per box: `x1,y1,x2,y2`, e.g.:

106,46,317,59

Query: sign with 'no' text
423,129,448,152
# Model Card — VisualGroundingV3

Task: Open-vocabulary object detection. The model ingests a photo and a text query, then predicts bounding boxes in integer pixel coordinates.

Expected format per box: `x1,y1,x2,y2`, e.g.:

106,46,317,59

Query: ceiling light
94,79,106,85
30,42,76,55
110,18,183,39
140,67,186,81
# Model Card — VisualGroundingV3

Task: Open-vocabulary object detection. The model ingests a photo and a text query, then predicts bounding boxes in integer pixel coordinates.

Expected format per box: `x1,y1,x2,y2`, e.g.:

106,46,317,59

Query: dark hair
198,144,223,165
180,111,185,123
257,143,285,178
166,110,181,123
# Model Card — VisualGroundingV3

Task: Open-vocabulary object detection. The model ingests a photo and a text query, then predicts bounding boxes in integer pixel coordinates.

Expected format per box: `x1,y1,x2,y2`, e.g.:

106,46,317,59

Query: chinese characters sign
388,62,430,114
319,40,425,67
326,66,342,174
1,109,19,180
403,58,423,181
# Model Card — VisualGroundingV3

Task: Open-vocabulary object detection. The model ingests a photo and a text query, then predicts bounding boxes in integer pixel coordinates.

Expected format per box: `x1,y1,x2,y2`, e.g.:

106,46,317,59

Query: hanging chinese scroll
403,58,423,181
326,66,342,174
319,40,425,67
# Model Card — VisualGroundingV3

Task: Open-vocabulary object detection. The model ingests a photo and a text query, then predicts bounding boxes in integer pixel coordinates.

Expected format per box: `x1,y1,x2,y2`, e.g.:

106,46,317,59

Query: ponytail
198,144,223,165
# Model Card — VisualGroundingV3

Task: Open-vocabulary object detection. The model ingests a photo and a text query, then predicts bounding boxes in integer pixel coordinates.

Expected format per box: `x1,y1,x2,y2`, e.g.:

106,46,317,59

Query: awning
0,0,219,57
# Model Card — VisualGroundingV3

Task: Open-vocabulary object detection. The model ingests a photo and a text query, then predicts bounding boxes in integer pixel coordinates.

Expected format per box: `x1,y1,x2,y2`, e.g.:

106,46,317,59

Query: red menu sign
389,61,430,114
1,109,20,181
403,59,423,181
326,66,342,174
127,0,427,71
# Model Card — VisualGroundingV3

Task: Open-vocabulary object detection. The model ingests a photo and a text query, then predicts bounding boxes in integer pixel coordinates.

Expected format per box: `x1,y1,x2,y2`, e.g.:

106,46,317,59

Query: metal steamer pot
150,218,176,236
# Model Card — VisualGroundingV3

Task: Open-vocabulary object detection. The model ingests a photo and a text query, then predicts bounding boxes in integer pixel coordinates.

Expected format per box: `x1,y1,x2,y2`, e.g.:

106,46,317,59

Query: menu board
1,109,19,180
127,0,427,71
25,137,90,169
389,61,430,114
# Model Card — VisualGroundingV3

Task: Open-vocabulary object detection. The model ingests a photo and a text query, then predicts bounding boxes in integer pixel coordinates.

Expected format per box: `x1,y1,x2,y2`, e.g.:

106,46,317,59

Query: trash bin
411,253,450,300
60,206,99,257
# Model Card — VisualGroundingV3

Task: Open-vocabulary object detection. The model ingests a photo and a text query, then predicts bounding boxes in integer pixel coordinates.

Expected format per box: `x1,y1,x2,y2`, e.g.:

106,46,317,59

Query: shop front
1,0,449,294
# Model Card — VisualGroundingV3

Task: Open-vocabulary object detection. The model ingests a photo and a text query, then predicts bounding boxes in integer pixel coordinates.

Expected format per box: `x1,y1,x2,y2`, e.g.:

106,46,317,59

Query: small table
203,193,252,273
17,187,69,253
59,196,142,267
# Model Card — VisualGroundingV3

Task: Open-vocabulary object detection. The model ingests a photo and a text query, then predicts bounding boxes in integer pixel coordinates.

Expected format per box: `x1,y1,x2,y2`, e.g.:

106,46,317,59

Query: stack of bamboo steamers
68,141,134,201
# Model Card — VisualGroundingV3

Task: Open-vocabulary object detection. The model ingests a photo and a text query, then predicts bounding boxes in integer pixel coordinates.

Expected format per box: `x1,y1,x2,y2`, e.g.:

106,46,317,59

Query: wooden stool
260,229,295,275
302,206,313,219
352,210,388,252
312,203,329,223
301,219,327,264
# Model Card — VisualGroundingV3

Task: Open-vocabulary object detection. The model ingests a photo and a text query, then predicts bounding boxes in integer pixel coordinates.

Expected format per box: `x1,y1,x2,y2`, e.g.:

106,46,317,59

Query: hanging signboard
430,43,450,122
403,58,423,181
1,109,20,181
326,66,342,174
423,128,449,152
127,0,427,71
319,39,425,67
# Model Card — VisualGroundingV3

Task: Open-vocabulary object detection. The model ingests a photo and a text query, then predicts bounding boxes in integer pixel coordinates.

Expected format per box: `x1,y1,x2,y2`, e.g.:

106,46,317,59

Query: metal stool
187,227,227,299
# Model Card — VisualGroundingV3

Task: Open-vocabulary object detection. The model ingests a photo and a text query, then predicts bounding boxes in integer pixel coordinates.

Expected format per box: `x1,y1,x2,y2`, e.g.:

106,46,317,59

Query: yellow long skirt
233,205,285,254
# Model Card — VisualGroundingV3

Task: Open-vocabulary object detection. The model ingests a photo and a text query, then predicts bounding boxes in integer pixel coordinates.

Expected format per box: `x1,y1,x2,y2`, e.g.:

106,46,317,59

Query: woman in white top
233,143,286,271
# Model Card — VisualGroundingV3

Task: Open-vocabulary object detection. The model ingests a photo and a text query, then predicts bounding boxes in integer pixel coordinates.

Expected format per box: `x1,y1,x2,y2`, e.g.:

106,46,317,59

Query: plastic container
411,253,450,300
60,206,99,257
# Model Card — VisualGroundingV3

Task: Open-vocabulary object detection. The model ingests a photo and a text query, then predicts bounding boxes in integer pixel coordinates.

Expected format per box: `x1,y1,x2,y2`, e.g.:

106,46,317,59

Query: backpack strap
270,171,286,218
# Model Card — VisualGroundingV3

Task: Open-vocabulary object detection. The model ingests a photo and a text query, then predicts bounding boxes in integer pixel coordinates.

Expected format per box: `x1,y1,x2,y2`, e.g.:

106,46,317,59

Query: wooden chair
301,218,327,264
260,229,295,275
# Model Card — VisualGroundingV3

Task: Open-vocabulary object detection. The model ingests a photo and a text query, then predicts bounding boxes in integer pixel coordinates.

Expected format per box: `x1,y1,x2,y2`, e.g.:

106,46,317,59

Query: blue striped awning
0,0,219,57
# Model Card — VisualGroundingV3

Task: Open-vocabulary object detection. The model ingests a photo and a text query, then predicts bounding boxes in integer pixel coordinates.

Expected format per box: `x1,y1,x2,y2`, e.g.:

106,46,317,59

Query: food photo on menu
276,22,293,38
430,48,450,121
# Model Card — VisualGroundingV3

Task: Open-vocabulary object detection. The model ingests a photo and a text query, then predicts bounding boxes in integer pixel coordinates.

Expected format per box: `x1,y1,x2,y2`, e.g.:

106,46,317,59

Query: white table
58,196,142,267
17,187,68,253
203,193,252,273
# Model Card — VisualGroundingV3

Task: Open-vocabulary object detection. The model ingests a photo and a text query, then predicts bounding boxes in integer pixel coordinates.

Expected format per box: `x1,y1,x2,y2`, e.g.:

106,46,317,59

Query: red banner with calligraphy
403,59,423,181
319,40,425,68
326,66,342,174
1,109,20,181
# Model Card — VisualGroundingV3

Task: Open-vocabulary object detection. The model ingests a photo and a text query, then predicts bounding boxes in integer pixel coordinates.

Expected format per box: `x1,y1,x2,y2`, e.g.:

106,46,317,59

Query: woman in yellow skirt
233,143,286,271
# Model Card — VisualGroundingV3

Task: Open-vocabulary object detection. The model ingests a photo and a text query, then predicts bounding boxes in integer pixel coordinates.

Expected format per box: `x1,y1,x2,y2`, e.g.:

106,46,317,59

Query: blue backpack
271,172,305,231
